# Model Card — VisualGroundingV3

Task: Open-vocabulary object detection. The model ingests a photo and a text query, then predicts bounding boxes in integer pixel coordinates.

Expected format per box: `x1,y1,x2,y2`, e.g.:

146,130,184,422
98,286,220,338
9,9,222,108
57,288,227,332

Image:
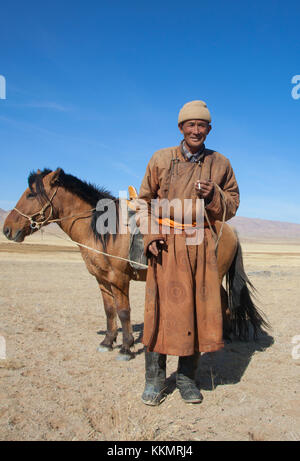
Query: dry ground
0,231,299,441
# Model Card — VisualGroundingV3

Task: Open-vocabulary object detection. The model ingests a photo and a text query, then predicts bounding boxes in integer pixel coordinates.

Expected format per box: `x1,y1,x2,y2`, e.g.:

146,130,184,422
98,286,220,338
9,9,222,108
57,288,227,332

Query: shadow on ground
196,333,274,391
165,333,274,395
97,323,274,390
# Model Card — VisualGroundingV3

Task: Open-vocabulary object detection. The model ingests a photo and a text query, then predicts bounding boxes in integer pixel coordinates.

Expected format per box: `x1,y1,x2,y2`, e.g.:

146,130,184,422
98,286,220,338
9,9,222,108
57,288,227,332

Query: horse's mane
28,168,118,248
28,168,53,202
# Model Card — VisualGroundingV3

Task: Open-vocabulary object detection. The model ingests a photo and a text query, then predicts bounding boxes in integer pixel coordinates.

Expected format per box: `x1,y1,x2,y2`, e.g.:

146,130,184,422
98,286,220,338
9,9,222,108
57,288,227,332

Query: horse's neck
54,191,95,245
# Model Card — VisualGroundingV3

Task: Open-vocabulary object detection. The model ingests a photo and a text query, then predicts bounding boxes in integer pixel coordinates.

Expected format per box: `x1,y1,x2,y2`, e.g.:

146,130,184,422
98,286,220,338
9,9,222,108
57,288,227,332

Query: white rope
42,229,149,269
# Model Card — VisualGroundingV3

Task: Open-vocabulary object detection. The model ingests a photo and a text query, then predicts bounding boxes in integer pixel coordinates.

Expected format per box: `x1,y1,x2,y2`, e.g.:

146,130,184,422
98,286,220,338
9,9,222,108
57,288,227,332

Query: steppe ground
0,230,299,441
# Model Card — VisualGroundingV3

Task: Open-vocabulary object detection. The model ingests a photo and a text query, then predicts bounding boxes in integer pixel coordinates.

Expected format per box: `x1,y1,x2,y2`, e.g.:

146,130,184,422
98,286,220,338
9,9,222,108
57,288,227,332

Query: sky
1,0,300,223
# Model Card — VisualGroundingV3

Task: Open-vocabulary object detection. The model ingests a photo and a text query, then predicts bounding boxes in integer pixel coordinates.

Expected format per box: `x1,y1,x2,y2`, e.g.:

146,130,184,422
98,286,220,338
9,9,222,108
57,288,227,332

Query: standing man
138,100,240,405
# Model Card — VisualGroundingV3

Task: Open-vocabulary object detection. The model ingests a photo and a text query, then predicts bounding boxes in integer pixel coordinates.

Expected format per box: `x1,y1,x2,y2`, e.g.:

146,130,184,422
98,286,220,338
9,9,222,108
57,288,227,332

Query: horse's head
3,168,62,242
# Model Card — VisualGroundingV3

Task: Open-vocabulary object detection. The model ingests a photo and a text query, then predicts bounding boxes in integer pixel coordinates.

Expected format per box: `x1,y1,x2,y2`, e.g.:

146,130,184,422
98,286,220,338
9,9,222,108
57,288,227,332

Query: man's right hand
148,239,165,257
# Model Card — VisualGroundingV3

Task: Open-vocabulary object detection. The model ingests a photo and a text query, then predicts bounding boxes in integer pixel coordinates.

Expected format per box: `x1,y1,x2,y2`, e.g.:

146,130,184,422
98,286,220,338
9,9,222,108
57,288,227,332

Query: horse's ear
50,168,62,186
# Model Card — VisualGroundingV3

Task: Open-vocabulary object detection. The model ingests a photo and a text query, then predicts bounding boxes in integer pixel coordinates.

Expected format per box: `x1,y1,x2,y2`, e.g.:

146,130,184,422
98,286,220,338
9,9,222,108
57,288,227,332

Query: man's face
179,119,211,151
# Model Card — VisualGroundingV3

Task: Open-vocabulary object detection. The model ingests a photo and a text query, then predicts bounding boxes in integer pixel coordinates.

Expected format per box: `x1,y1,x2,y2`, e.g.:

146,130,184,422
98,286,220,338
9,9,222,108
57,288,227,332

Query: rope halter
13,187,59,230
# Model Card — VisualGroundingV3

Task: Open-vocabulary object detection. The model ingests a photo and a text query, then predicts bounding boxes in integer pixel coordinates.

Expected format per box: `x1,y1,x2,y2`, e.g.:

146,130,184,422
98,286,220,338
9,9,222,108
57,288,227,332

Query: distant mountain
0,208,9,225
228,216,300,240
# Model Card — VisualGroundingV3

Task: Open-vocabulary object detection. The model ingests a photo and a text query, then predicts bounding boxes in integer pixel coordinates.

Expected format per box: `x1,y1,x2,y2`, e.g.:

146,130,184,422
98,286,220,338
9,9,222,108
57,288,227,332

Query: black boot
176,353,203,404
141,351,167,406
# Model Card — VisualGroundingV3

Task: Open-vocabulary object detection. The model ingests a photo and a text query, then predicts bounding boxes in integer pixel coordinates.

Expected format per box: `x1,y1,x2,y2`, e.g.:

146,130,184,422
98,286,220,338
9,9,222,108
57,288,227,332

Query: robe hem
143,340,224,356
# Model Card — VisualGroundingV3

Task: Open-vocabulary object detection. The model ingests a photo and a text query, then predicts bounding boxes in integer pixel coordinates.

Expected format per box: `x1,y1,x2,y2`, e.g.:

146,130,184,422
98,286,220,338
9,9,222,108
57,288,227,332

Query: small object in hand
157,240,166,252
196,181,201,191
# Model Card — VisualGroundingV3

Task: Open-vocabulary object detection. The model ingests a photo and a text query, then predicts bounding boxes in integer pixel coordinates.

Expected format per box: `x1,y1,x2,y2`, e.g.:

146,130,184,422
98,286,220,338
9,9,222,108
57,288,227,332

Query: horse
3,168,269,360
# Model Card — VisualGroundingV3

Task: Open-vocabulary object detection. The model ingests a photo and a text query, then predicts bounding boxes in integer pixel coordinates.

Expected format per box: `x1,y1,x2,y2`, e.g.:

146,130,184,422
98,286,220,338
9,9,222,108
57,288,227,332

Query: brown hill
0,208,9,225
228,216,300,240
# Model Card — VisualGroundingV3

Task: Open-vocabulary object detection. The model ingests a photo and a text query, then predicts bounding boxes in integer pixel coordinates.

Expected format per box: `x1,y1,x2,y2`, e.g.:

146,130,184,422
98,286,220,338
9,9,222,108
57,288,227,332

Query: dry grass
0,238,300,441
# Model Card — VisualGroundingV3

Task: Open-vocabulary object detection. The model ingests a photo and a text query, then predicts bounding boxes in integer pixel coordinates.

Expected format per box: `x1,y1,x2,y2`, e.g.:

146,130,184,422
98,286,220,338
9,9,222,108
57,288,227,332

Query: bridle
13,185,99,231
13,186,60,230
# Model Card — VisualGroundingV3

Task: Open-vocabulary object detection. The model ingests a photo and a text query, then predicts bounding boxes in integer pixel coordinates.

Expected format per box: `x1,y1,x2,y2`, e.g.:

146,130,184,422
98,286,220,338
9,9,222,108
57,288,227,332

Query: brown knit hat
178,100,211,125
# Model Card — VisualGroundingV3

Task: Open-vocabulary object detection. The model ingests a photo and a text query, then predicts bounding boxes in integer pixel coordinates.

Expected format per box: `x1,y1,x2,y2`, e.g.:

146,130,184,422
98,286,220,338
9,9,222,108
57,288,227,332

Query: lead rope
13,181,225,266
41,194,225,265
41,229,149,269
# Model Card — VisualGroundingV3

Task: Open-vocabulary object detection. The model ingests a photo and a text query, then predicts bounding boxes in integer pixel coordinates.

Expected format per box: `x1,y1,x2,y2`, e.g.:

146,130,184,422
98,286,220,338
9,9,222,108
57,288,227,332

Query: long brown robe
138,145,240,356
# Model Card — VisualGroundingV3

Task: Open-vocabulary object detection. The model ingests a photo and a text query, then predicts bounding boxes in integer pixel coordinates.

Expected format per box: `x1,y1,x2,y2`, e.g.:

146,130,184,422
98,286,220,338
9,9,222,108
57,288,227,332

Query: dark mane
56,169,115,206
28,168,118,248
28,168,52,191
28,168,52,202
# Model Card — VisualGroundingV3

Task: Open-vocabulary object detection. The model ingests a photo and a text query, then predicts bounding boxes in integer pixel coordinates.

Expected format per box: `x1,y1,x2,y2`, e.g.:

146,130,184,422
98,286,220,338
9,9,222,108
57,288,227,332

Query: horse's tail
226,236,270,340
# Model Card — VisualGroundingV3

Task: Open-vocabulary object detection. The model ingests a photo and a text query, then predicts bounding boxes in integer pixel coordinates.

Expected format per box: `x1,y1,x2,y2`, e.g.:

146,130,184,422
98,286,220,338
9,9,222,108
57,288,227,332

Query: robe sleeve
205,159,240,221
136,154,166,255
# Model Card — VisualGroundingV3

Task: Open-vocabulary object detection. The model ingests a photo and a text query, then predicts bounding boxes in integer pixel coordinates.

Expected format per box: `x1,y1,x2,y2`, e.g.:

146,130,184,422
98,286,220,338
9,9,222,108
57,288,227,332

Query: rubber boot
176,353,203,404
141,351,167,406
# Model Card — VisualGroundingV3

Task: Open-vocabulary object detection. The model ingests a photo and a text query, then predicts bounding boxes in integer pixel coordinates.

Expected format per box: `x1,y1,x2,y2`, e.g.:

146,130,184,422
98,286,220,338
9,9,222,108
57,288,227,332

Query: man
138,100,240,405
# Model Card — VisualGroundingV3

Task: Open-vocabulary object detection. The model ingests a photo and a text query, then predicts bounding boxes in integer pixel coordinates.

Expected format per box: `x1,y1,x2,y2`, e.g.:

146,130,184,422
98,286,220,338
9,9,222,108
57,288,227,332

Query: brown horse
3,168,269,360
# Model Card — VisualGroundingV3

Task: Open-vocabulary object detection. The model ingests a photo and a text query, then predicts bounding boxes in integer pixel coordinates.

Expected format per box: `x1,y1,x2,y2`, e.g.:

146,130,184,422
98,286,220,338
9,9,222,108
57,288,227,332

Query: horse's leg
111,279,135,361
97,281,118,352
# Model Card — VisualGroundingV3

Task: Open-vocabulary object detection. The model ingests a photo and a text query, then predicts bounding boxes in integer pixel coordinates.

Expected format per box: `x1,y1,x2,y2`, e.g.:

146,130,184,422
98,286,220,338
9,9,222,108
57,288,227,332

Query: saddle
127,186,148,271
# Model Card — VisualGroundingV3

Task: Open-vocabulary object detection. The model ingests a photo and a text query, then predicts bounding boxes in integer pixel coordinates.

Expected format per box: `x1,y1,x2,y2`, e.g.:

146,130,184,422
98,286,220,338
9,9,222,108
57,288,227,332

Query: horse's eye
27,192,37,199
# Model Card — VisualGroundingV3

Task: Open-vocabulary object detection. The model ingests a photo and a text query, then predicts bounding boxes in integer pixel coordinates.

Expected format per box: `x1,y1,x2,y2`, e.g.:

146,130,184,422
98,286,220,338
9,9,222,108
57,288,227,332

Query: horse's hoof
116,352,134,361
97,345,113,353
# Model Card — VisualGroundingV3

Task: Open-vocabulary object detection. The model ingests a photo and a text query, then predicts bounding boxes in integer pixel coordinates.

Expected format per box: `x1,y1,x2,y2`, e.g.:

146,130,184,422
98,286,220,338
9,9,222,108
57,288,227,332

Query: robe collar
180,140,206,163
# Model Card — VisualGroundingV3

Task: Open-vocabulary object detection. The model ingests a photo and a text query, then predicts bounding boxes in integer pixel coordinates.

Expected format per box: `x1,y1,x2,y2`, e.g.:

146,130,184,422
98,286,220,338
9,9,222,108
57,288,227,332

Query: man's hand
195,180,214,201
148,239,165,257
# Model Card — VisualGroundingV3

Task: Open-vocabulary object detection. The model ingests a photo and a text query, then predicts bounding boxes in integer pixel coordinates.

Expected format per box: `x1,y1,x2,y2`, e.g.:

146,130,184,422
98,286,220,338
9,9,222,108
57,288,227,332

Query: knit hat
178,100,211,125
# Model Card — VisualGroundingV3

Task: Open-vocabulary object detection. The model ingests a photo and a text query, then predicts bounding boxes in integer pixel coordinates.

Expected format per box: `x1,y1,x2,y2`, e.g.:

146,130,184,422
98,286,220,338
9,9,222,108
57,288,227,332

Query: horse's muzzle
13,229,25,242
3,226,25,242
3,226,11,240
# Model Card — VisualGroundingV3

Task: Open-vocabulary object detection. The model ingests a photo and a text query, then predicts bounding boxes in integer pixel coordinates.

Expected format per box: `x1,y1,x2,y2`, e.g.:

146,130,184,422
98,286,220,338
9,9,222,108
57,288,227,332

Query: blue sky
1,0,300,222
